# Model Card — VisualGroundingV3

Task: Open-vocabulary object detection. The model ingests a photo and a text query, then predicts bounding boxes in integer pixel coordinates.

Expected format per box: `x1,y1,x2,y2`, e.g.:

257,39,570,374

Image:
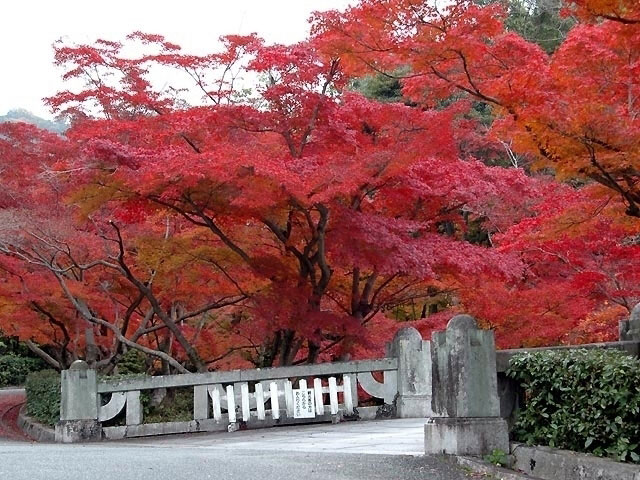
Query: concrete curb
0,387,26,393
510,442,640,480
17,406,55,442
455,456,544,480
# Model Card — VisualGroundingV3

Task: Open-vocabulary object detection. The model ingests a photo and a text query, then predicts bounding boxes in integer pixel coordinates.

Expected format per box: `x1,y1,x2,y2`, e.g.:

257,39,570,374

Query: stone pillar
425,315,508,456
620,303,640,341
193,385,210,420
389,327,433,418
55,360,102,443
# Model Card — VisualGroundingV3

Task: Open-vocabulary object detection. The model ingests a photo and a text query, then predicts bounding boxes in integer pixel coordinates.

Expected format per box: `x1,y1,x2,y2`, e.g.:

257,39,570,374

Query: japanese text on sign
293,388,316,418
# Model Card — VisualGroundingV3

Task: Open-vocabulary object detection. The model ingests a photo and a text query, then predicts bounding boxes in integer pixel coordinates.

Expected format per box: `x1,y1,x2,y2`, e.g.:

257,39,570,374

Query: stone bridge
56,314,509,457
5,312,640,480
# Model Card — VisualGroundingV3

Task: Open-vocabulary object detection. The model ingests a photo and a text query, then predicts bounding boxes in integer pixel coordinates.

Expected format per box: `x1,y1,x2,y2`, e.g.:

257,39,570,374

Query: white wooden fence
96,358,398,439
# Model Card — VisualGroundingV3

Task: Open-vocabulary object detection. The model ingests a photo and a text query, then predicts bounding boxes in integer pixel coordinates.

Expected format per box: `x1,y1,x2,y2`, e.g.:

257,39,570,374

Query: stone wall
511,442,640,480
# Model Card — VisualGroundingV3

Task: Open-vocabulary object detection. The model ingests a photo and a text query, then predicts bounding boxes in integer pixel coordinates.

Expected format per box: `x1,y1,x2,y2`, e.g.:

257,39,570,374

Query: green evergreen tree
479,0,575,53
350,73,404,103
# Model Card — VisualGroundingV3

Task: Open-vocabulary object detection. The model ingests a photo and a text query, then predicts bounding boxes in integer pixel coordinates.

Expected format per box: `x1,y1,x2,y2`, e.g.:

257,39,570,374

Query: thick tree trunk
84,326,98,368
25,340,61,370
278,329,304,366
307,339,320,364
257,331,281,368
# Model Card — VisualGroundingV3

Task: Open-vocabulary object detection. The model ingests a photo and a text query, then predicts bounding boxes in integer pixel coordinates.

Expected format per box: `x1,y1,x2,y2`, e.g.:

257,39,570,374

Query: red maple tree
2,1,638,370
0,31,545,370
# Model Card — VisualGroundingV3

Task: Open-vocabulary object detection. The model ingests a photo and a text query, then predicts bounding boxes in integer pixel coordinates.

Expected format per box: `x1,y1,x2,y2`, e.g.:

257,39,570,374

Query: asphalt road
0,441,478,480
0,390,479,480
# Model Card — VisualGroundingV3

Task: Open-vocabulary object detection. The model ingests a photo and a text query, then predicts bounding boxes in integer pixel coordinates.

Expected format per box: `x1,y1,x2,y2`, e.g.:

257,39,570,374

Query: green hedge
24,369,61,426
507,349,640,463
0,355,45,387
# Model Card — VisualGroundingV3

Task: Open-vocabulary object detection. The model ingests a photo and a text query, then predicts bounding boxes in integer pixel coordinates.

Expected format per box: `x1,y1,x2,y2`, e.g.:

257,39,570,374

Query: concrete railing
98,358,398,440
496,340,640,373
54,327,433,443
56,314,509,456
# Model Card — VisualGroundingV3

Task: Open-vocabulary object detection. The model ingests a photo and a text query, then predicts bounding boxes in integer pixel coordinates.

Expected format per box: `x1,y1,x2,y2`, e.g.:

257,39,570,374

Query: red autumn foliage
1,0,639,372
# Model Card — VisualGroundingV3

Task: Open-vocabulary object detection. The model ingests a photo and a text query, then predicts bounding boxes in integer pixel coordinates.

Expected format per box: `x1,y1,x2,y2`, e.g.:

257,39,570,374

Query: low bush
143,388,193,423
116,349,147,375
0,355,45,387
0,336,31,357
507,349,640,463
24,369,61,426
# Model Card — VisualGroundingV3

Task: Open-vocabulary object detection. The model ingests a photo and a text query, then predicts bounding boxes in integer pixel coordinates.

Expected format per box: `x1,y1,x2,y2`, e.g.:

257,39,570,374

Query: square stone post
425,315,508,456
389,327,434,418
193,385,210,420
55,360,102,442
620,303,640,341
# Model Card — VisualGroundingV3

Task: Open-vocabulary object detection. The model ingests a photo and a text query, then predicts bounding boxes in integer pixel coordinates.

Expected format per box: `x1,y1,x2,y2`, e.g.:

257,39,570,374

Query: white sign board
293,388,316,418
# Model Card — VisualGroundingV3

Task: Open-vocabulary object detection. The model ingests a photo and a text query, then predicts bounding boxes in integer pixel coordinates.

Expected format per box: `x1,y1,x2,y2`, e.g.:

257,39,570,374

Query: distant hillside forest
0,109,67,133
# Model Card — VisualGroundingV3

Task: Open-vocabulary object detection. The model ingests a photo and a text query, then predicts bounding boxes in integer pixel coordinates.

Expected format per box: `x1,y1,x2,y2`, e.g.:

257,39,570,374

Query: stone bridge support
55,360,101,443
620,303,640,341
424,314,508,456
388,327,434,418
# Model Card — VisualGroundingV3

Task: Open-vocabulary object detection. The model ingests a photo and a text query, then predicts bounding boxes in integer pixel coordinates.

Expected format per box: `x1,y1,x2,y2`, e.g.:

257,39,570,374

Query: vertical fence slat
255,383,265,420
270,381,280,419
126,390,143,425
314,378,325,415
349,373,359,408
194,385,209,420
210,386,222,421
328,376,339,414
284,380,294,417
343,375,354,414
226,385,236,423
241,383,250,422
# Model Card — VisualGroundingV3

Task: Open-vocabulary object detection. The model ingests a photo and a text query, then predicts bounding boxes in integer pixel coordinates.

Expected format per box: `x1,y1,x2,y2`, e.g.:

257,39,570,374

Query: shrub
24,369,61,426
0,336,31,356
484,449,509,467
143,388,193,423
507,349,640,463
116,349,147,375
0,355,46,387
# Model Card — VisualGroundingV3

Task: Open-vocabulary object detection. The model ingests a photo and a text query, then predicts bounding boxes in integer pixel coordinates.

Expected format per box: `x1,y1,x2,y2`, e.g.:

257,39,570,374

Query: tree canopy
0,0,638,372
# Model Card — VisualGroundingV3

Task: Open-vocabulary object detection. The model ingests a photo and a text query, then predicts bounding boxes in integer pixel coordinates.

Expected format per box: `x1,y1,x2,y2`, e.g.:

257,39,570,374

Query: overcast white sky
0,0,352,119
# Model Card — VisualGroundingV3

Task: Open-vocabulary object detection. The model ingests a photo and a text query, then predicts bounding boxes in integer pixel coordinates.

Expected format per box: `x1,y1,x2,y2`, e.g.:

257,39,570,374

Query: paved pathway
126,418,427,455
0,439,479,480
0,389,481,479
